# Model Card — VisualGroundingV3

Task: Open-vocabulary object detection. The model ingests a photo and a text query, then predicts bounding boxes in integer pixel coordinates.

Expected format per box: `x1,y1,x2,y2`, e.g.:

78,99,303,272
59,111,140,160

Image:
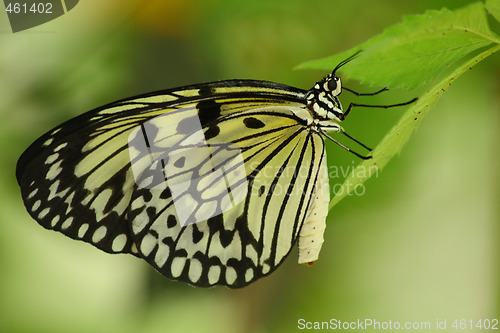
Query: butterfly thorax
305,74,344,133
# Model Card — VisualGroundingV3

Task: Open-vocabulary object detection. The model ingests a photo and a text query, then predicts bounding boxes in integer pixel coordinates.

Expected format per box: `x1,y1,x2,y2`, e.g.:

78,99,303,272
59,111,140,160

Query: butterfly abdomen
298,153,329,265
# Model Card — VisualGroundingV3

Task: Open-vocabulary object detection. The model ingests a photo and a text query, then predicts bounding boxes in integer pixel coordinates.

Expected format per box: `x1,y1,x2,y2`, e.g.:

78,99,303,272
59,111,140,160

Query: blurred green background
1,0,498,332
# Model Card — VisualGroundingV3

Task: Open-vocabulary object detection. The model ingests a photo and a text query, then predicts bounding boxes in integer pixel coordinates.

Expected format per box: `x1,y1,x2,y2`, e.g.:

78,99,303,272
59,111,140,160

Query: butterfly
16,52,416,288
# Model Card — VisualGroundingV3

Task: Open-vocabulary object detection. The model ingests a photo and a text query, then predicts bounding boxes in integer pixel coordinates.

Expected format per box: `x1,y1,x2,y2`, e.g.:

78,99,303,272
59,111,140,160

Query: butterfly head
306,73,344,122
306,50,361,123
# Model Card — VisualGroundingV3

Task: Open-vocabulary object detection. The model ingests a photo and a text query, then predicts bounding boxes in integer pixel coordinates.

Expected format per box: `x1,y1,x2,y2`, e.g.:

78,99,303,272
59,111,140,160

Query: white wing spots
50,215,60,227
90,189,113,220
79,144,129,185
168,223,208,258
130,201,148,234
78,223,89,238
58,187,70,200
38,207,50,219
76,125,132,192
47,181,70,202
204,225,241,268
174,88,199,97
208,265,221,285
246,244,258,265
130,242,138,254
262,263,271,275
173,176,191,194
112,234,128,252
229,181,247,206
53,142,67,152
47,180,60,201
95,104,143,115
60,216,73,230
64,192,75,214
45,153,59,165
173,193,198,226
171,257,186,278
197,172,226,199
137,175,155,189
140,233,157,256
208,232,226,263
32,200,41,212
92,225,108,243
194,201,217,222
80,125,125,154
220,195,232,213
188,259,203,284
130,196,146,211
230,231,242,261
245,268,254,282
116,174,136,214
46,160,62,181
28,188,38,199
132,94,178,104
225,266,237,285
80,193,93,206
43,137,54,147
154,242,169,267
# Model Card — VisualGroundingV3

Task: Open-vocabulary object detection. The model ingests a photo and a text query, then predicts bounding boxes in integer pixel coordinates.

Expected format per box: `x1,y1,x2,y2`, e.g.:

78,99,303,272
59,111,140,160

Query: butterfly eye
327,78,338,92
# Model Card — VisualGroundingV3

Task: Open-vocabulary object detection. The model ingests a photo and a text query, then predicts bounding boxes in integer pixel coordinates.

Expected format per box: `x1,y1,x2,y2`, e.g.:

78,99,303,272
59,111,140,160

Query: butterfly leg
341,130,372,151
341,97,418,119
342,87,388,96
321,131,372,160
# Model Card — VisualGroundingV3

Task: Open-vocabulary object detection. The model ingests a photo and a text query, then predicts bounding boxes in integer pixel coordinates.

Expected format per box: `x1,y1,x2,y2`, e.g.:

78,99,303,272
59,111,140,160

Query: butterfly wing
127,104,326,287
16,80,325,287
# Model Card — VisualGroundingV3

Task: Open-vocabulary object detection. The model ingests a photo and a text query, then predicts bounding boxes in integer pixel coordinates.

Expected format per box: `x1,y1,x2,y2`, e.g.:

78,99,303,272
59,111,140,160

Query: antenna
332,50,363,75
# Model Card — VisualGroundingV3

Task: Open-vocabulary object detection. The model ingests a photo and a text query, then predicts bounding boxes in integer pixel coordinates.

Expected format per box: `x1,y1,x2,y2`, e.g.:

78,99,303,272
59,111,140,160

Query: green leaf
312,2,500,210
328,44,500,210
298,2,500,90
486,0,500,23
